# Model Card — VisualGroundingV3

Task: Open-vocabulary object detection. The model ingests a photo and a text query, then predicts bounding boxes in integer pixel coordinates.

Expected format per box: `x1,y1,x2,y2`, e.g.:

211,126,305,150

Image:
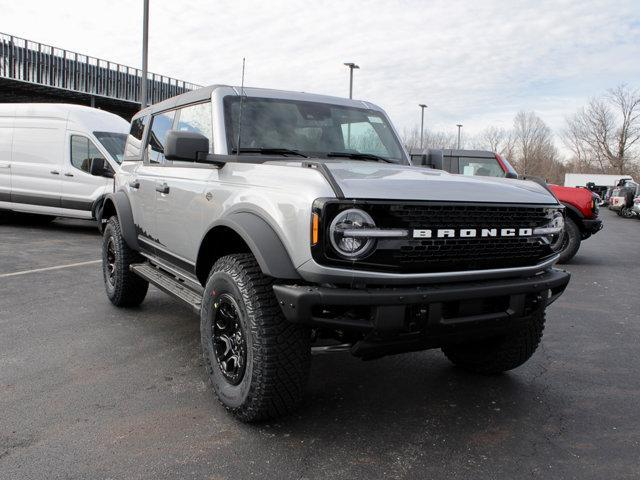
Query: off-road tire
102,216,148,307
201,253,311,422
557,217,580,264
442,310,546,374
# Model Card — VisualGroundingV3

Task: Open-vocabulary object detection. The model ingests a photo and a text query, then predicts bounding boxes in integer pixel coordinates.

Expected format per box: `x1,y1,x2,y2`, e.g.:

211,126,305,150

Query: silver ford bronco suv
96,85,570,422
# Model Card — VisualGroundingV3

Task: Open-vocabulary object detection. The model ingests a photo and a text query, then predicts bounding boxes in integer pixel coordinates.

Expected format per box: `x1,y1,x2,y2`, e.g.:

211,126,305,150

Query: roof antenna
236,57,246,160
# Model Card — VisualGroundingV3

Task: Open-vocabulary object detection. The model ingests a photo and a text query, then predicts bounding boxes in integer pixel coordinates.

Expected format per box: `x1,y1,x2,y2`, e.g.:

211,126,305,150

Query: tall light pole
419,104,427,149
456,124,463,149
140,0,149,108
343,62,359,99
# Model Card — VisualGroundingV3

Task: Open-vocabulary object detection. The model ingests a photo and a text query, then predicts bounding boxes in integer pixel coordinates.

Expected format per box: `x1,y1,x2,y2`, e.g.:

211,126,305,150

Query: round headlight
329,208,376,258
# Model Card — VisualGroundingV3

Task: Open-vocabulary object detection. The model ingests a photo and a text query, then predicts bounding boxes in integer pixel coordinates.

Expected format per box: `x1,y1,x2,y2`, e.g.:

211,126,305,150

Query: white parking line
0,260,101,278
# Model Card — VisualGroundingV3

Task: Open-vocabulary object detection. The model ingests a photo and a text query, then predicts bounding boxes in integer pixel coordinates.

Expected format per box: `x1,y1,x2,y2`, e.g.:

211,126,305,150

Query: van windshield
94,131,127,163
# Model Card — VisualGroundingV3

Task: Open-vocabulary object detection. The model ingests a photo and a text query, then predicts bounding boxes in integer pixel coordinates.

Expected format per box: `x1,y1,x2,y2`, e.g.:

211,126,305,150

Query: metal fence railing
0,32,200,105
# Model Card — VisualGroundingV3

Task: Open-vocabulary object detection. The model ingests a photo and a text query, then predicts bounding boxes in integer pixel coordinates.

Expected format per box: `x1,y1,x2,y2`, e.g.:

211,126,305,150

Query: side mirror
505,172,518,179
89,157,114,178
165,130,209,162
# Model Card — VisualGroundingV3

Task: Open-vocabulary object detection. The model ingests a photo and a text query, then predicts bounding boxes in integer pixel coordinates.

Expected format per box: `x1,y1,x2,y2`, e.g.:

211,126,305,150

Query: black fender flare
100,191,141,251
199,212,301,280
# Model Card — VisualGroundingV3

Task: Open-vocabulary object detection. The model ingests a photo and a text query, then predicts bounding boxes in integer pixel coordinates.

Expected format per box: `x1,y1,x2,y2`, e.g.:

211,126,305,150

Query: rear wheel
200,253,311,422
101,216,148,307
556,217,580,264
442,310,546,374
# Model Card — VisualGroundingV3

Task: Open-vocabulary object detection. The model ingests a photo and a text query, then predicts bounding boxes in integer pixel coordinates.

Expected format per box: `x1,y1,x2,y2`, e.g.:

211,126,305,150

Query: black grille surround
311,199,561,274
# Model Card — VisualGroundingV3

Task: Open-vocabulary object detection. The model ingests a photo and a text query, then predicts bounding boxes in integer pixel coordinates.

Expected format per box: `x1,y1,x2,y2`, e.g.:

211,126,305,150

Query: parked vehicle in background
609,182,640,218
632,196,640,219
564,173,633,188
96,85,570,422
0,104,129,222
602,186,615,206
410,149,602,263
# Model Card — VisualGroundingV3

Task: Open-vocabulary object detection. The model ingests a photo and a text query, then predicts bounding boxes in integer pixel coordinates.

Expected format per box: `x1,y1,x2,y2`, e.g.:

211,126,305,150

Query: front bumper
273,269,570,334
580,218,603,236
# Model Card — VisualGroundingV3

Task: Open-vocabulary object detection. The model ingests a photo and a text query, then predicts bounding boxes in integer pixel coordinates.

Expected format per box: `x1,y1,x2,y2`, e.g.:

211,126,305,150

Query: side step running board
131,263,203,313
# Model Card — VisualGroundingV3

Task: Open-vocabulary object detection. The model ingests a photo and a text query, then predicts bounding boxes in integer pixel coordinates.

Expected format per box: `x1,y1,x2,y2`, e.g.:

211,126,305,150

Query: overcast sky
2,0,639,144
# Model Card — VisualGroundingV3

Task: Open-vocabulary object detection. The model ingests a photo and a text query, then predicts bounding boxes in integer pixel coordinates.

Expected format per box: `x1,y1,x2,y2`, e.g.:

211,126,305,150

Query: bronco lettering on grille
412,228,534,239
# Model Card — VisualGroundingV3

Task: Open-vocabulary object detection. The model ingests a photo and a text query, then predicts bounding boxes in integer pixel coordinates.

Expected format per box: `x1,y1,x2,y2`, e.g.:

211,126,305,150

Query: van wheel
556,217,580,264
442,310,546,374
102,216,149,307
200,253,311,422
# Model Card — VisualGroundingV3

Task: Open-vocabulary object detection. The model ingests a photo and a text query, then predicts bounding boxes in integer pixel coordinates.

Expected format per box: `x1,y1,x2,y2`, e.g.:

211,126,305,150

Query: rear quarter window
123,115,149,161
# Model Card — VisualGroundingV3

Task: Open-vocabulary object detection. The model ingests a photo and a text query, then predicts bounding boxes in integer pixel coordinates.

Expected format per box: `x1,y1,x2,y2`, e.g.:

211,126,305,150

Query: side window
176,102,213,153
70,135,105,173
123,115,149,161
147,110,175,163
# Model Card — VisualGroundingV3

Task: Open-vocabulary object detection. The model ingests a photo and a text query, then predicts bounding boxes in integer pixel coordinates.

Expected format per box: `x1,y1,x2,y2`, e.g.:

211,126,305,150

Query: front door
153,101,216,273
61,132,111,218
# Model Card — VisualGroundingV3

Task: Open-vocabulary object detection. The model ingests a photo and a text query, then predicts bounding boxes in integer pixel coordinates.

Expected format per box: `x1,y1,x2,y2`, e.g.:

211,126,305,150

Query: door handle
64,172,74,177
155,182,170,194
50,170,60,175
0,163,10,169
129,180,140,189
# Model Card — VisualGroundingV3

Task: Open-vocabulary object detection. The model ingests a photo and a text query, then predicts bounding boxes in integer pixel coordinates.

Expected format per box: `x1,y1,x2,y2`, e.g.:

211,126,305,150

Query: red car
410,149,603,263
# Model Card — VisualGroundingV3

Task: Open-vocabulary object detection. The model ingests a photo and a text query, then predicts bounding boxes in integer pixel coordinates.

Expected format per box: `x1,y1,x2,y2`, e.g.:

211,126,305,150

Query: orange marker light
312,213,319,245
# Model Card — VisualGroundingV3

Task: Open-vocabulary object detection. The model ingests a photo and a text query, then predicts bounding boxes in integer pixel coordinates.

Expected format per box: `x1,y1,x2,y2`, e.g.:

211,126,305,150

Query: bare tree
475,126,516,161
401,126,458,152
510,111,566,183
563,84,640,174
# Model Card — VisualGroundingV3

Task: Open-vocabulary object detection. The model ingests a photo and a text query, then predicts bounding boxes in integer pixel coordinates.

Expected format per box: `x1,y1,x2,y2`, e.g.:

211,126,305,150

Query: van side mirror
505,172,518,179
89,157,114,178
165,130,209,162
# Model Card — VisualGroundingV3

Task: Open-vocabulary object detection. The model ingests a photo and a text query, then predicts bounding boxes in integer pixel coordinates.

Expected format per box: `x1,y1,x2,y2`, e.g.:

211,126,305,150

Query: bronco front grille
312,201,558,274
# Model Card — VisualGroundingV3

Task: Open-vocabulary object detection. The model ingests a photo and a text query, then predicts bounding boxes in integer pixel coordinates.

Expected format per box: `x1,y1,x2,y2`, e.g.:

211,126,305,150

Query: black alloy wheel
105,237,117,287
212,293,247,385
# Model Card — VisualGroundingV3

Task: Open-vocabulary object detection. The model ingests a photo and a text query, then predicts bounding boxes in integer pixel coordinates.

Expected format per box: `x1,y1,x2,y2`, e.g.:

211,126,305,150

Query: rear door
60,132,111,218
9,116,64,215
0,108,13,206
133,109,176,256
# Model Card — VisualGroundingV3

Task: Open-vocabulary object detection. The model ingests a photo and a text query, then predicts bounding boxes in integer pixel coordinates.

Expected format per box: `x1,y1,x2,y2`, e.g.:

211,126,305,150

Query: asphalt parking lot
1,209,639,480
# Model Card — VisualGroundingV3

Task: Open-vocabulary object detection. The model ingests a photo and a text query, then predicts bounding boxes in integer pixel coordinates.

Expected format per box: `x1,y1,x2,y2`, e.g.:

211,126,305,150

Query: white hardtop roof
135,84,383,119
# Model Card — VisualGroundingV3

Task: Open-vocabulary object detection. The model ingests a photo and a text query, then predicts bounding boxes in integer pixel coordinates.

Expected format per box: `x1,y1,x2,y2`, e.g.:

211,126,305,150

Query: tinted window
176,102,213,153
130,116,148,140
124,115,149,161
147,111,175,163
70,135,105,173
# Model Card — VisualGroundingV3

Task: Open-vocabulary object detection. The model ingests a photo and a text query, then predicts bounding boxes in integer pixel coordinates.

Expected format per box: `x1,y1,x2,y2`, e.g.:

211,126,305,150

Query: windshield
94,131,127,163
458,157,505,177
224,96,407,164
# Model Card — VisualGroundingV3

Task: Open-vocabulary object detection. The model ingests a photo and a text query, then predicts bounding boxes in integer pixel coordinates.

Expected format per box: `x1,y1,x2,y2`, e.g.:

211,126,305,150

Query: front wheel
556,217,581,264
200,253,311,422
101,216,149,307
442,310,546,374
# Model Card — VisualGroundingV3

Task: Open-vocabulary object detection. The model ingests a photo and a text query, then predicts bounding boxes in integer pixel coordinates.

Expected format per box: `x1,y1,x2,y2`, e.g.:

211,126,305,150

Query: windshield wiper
231,147,308,158
326,152,393,163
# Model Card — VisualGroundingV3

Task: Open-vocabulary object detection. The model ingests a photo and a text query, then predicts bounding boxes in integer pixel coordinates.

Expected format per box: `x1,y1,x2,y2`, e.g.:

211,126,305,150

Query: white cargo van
0,103,129,221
